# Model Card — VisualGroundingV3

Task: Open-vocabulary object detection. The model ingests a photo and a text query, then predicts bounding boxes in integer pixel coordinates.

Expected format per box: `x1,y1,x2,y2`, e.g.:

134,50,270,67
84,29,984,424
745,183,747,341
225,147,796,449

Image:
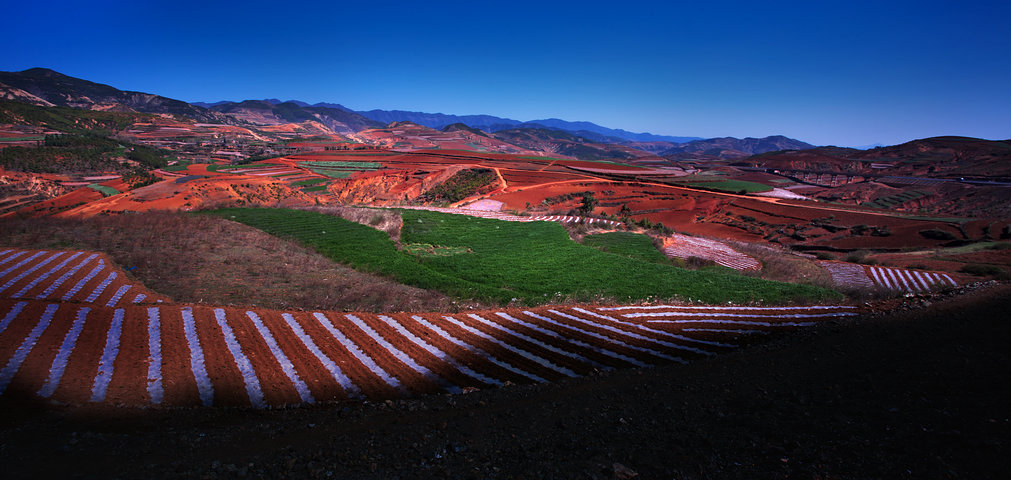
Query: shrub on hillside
920,228,957,241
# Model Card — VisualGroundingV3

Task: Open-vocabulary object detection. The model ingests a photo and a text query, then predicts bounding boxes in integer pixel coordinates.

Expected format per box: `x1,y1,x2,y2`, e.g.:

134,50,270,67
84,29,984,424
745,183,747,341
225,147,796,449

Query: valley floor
1,283,1007,479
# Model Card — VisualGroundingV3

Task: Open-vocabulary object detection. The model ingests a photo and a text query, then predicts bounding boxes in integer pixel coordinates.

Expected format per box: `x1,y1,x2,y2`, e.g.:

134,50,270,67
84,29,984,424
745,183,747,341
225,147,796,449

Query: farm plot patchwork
817,260,957,293
662,233,761,271
0,249,168,306
865,265,956,292
297,161,382,179
396,205,621,227
0,295,860,408
208,208,837,305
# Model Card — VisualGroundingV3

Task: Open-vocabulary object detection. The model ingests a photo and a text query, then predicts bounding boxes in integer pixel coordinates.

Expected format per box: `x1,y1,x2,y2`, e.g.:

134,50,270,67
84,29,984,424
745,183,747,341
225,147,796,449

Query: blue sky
2,0,1009,146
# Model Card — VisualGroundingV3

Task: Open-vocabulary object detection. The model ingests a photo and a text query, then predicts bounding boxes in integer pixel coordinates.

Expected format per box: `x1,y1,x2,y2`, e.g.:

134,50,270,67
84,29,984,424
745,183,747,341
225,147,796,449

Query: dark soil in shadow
2,284,1008,479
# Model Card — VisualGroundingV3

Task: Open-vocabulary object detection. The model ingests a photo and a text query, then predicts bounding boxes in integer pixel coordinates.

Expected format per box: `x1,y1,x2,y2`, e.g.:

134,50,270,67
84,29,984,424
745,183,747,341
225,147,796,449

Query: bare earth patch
0,212,463,312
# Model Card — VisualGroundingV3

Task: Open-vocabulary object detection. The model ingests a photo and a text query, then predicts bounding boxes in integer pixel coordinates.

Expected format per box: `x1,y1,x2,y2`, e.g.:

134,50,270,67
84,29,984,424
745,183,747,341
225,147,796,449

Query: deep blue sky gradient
2,0,1009,146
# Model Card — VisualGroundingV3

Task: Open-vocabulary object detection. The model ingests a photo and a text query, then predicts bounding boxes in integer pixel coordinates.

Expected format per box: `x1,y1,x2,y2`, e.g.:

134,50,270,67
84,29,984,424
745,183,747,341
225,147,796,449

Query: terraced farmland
0,248,862,408
819,260,957,292
662,233,761,271
297,161,382,179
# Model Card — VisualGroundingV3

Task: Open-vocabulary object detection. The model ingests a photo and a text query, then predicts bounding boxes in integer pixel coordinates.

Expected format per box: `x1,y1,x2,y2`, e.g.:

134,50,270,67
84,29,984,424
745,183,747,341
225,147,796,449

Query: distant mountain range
0,67,821,160
195,99,704,144
661,136,815,160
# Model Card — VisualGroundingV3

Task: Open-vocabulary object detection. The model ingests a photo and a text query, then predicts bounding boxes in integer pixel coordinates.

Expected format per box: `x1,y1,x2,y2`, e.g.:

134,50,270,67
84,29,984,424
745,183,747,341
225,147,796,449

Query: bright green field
205,208,838,305
297,161,382,179
87,184,119,196
582,232,672,265
674,179,772,193
291,178,329,187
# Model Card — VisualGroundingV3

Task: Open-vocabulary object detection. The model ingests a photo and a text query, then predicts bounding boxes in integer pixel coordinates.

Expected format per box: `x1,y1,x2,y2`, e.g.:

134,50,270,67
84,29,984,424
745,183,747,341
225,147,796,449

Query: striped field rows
0,247,860,408
0,297,859,408
0,249,167,306
395,206,621,226
662,234,761,271
819,260,957,293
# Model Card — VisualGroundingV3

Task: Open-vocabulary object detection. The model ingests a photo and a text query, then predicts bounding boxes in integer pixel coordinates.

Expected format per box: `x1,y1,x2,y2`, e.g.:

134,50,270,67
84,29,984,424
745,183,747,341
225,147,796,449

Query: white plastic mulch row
868,266,956,293
662,233,761,271
819,261,875,290
0,300,860,408
818,260,958,293
395,206,621,227
0,250,160,306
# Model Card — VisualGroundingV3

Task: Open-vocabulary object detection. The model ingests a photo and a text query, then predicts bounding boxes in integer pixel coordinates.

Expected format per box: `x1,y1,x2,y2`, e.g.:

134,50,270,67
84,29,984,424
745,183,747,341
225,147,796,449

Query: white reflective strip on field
572,307,734,349
0,301,27,335
526,311,685,363
598,305,856,311
493,312,634,368
13,252,83,298
941,273,956,286
39,254,98,299
346,314,461,394
313,313,402,391
105,285,132,307
482,312,614,369
133,294,147,304
886,268,907,291
898,269,918,291
869,267,889,289
0,249,14,261
147,307,163,404
84,272,117,303
412,315,546,383
442,315,576,378
620,311,856,319
90,308,124,402
682,328,770,335
245,311,314,404
63,262,104,300
38,307,91,398
891,269,913,291
906,270,925,290
0,251,46,279
214,309,265,408
378,315,502,386
0,251,26,267
181,307,214,406
0,252,64,294
646,319,817,327
910,271,931,291
281,313,361,398
0,303,58,394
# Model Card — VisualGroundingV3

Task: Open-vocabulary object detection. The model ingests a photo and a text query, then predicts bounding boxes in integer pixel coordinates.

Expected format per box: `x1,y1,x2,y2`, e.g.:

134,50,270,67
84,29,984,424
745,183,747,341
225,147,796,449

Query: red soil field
0,248,862,408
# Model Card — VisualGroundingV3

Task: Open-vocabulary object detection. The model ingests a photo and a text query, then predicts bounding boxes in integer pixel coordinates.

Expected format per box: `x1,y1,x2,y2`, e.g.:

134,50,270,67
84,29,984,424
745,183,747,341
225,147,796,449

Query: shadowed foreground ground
1,284,1008,479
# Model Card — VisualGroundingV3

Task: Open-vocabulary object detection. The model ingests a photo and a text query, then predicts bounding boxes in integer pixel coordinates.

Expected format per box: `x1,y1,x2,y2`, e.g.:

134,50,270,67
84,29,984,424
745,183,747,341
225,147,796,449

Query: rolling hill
0,68,228,124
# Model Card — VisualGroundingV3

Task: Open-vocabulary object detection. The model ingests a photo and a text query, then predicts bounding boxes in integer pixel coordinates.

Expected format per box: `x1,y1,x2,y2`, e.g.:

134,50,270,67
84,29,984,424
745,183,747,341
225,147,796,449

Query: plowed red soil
0,248,865,409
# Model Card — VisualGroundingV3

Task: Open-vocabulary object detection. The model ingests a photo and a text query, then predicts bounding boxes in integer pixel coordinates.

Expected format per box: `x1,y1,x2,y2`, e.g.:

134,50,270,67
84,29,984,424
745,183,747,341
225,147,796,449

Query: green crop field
87,184,119,197
582,232,672,265
205,208,838,305
297,161,382,179
673,179,772,193
291,178,328,187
